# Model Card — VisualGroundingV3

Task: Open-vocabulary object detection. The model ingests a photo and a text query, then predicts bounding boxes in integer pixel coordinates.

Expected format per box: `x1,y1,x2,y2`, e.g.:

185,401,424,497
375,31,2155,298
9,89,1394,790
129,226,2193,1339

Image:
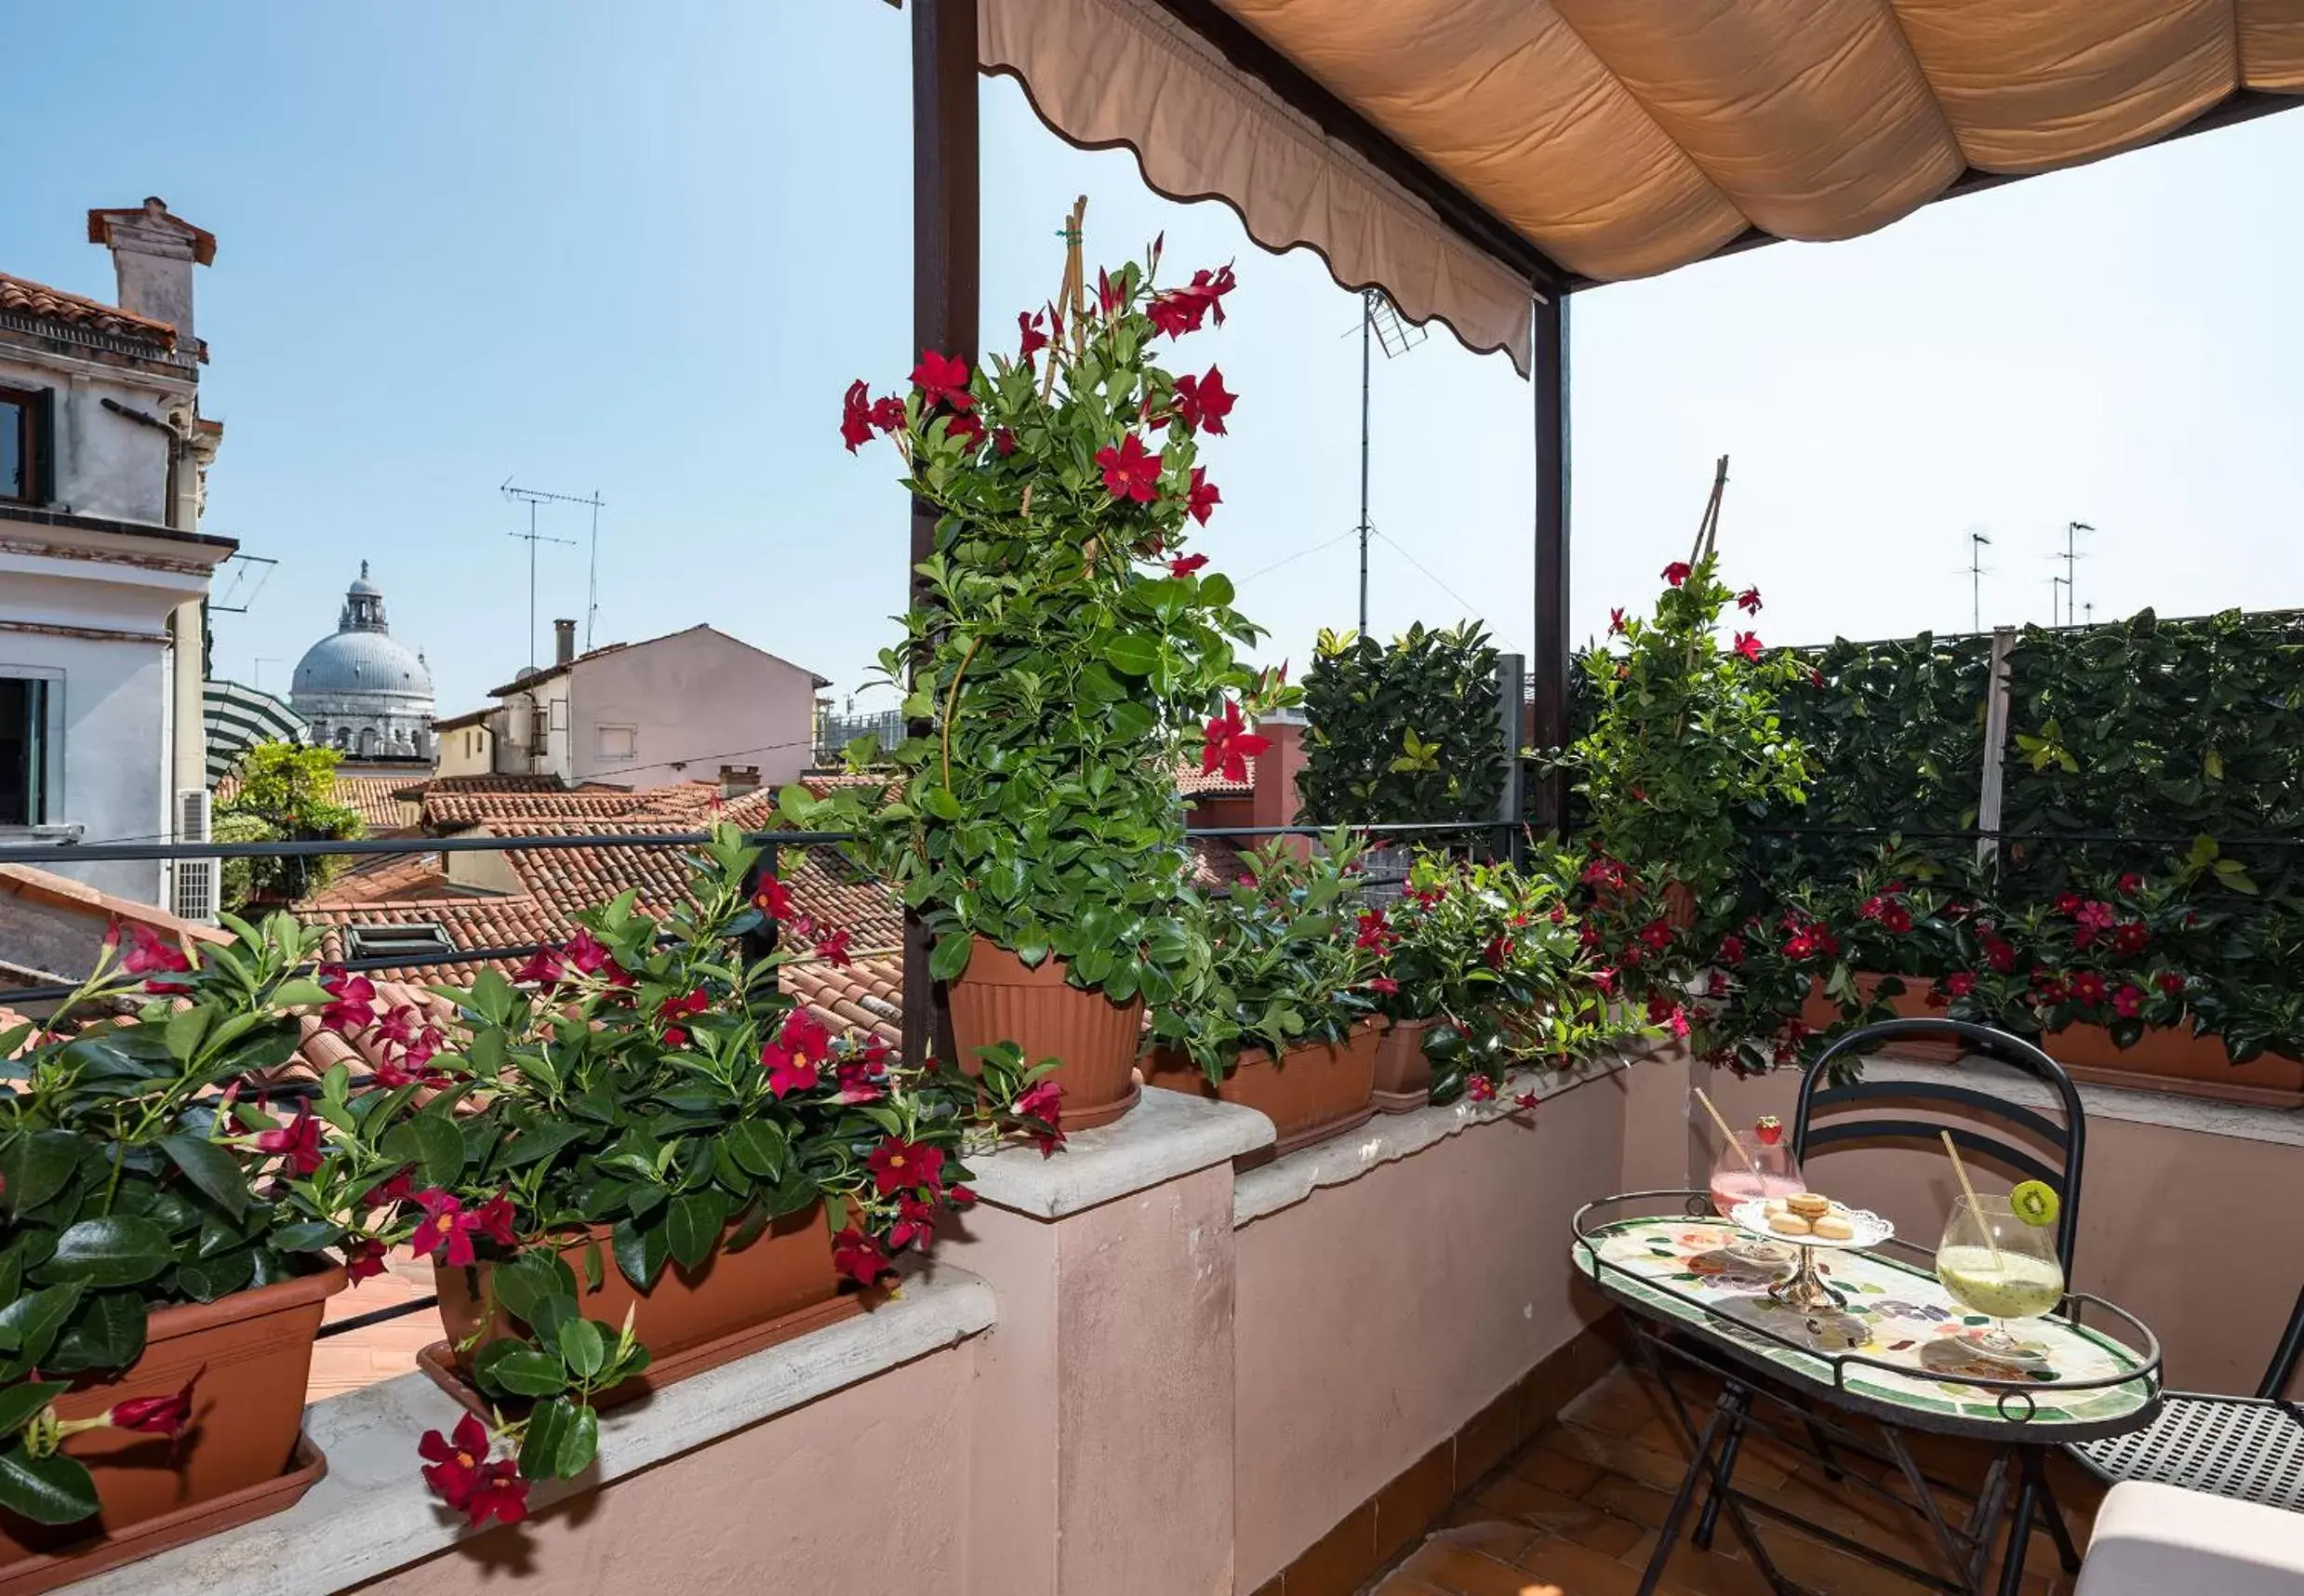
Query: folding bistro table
1572,1192,2162,1596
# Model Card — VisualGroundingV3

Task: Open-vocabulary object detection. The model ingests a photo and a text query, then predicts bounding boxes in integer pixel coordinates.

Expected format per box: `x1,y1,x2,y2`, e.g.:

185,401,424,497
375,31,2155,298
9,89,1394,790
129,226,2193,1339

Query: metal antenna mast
1965,527,1992,632
500,481,577,670
1348,289,1427,636
2062,521,2093,627
500,480,607,649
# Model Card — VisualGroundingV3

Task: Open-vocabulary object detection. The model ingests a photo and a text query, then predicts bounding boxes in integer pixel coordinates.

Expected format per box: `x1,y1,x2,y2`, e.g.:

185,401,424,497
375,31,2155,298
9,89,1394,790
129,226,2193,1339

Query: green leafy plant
1147,828,1377,1079
374,827,1044,1520
792,235,1292,1017
1546,552,1811,952
1369,849,1649,1102
1298,621,1506,825
215,741,365,908
0,915,407,1525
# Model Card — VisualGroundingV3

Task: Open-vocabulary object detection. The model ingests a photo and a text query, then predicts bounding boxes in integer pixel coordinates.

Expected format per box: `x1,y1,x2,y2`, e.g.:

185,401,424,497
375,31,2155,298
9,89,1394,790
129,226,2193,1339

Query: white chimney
87,198,214,349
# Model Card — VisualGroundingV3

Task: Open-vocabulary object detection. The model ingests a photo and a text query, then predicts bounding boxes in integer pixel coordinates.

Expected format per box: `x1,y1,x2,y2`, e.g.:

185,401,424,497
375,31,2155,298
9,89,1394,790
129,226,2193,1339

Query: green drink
1937,1245,2064,1321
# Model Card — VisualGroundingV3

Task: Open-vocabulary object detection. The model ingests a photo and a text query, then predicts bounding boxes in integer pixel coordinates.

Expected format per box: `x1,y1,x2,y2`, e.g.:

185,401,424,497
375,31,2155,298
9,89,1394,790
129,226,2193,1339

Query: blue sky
10,3,2302,717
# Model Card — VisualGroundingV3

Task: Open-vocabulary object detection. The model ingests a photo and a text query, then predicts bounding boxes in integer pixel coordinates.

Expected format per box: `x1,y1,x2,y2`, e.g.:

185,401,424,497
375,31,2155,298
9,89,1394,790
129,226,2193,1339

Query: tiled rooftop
0,271,179,348
1177,754,1256,797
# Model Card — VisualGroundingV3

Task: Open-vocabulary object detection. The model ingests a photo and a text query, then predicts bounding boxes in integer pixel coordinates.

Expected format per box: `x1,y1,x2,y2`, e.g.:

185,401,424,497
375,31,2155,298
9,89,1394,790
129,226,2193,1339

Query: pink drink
1710,1169,1804,1219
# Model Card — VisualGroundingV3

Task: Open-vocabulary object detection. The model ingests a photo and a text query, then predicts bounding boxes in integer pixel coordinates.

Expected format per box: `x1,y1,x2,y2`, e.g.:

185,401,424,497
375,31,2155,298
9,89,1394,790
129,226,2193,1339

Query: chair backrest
1792,1017,2086,1274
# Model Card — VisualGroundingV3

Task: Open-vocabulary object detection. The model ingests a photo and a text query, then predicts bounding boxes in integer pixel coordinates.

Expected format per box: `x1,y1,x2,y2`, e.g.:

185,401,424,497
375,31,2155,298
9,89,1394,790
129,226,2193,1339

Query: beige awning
980,0,2304,372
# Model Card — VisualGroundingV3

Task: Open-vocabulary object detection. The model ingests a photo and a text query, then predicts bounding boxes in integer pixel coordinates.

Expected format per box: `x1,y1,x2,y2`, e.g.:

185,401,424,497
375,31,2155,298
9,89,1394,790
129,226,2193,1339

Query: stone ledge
1864,1051,2304,1150
1232,1052,1631,1228
69,1260,996,1596
965,1084,1275,1220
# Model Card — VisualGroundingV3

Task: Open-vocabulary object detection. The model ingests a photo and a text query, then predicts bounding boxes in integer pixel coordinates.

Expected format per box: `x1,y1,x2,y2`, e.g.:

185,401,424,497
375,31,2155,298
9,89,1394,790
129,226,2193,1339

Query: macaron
1767,1213,1814,1236
1810,1214,1856,1242
1787,1192,1831,1219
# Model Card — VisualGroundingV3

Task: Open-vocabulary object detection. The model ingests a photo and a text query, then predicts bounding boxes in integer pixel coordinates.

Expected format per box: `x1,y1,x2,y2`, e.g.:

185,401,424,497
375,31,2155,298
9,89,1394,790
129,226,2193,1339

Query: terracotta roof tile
1175,755,1255,797
0,273,179,349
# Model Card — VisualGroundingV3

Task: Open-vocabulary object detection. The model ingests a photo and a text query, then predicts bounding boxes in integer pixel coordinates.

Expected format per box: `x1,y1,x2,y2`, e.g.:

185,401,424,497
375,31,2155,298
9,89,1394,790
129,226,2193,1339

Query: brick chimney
1249,709,1311,855
553,618,577,666
87,198,215,349
719,765,762,799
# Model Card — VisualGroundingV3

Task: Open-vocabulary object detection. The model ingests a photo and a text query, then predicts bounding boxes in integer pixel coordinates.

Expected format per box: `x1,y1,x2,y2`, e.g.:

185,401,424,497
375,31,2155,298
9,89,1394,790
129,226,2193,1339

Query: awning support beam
1529,290,1571,838
905,0,979,1068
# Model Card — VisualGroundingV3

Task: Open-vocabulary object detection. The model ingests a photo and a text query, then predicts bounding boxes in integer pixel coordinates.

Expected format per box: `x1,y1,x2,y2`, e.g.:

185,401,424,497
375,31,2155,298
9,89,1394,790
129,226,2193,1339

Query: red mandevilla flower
1171,367,1235,435
2070,971,2108,1005
1354,909,1396,954
1145,263,1236,339
1607,608,1628,636
118,922,194,992
420,1413,529,1526
762,1011,831,1098
1661,561,1692,587
1185,466,1221,526
1169,553,1209,578
1465,1076,1497,1103
1200,701,1270,784
909,350,974,411
514,946,565,986
1013,1079,1066,1155
1732,632,1764,663
866,1137,946,1198
752,875,795,921
318,966,378,1032
1017,309,1048,366
815,926,853,967
1094,433,1161,503
994,427,1018,457
832,1226,892,1286
2156,971,2185,996
1484,934,1512,969
255,1109,325,1176
1944,970,1978,997
344,1237,388,1284
1736,587,1763,613
840,379,874,452
1369,977,1399,995
1513,1091,1540,1111
565,929,613,977
2113,984,2144,1019
108,1367,202,1437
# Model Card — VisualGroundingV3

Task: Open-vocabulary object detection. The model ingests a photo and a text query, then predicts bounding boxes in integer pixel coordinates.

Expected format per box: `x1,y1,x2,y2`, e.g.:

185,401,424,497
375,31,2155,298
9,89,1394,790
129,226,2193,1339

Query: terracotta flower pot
948,938,1142,1130
1797,973,1963,1062
2044,1023,2304,1107
1143,1019,1381,1156
1660,882,1698,930
1371,1018,1433,1112
434,1203,843,1400
0,1268,346,1592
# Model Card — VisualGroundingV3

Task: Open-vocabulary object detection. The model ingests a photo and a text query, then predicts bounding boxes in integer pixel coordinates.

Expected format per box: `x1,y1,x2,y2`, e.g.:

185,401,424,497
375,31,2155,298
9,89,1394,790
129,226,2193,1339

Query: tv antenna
500,481,579,671
1964,527,1992,632
2045,520,2092,627
1345,288,1427,636
206,551,279,615
500,480,606,650
2048,573,2071,628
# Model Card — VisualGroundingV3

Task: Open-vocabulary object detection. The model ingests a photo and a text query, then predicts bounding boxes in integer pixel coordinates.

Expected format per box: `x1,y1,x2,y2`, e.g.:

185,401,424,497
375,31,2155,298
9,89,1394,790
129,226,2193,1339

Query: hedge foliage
1298,621,1507,826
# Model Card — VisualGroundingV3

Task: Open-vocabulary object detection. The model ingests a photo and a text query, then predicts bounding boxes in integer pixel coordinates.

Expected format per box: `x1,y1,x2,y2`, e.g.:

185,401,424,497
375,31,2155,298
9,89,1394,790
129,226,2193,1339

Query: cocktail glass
1936,1194,2065,1354
1709,1134,1805,1265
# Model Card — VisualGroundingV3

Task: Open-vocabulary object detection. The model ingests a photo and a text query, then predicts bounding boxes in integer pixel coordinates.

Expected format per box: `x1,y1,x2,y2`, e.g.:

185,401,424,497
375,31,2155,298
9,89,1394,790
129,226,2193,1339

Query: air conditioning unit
173,788,219,924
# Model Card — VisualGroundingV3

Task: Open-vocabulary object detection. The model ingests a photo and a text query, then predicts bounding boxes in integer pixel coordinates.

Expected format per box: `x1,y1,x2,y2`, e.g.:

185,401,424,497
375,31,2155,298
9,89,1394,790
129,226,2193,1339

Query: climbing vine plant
1298,621,1507,826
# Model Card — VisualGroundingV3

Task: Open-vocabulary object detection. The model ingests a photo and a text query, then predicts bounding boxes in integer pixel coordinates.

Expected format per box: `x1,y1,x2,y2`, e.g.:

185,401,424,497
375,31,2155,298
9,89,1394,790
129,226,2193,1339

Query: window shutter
31,389,56,506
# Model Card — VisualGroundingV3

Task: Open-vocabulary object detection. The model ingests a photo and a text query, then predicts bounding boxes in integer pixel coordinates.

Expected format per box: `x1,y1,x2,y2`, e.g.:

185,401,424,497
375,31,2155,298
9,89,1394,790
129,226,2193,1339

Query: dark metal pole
1358,290,1372,637
906,0,978,1069
1528,291,1571,839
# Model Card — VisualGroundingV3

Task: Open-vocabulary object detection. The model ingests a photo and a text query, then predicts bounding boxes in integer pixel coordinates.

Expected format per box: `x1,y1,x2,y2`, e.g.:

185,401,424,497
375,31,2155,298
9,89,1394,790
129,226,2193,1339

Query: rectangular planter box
1143,1020,1380,1157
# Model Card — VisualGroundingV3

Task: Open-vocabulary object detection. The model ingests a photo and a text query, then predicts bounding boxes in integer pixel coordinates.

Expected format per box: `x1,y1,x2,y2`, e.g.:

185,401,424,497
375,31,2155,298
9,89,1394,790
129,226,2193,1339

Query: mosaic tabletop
1573,1215,2159,1439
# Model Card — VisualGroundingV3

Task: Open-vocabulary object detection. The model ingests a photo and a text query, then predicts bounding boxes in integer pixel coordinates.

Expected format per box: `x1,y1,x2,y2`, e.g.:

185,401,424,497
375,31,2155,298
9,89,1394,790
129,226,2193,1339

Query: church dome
289,563,436,759
290,628,433,699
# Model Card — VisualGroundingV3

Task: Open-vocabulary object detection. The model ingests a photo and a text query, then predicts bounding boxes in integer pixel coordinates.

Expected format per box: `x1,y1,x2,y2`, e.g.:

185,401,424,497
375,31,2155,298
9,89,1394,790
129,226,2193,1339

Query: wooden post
906,0,979,1067
1976,627,2018,872
1528,291,1572,838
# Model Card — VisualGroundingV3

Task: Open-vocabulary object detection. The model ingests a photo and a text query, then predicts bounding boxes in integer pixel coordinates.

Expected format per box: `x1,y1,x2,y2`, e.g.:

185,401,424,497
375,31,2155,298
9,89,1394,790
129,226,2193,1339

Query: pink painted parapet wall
360,1345,975,1594
1628,1046,2304,1394
1231,1071,1627,1592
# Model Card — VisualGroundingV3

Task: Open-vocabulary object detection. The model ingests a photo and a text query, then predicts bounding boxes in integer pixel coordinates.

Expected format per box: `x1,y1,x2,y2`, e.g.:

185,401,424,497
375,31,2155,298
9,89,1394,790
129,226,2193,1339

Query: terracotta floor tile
1549,1417,1787,1499
1394,1541,1556,1596
1418,1519,1543,1567
1616,1528,1780,1596
1367,1577,1446,1596
1470,1475,1645,1559
1507,1440,1603,1497
1578,1472,1677,1531
1518,1534,1711,1596
1378,1442,1459,1563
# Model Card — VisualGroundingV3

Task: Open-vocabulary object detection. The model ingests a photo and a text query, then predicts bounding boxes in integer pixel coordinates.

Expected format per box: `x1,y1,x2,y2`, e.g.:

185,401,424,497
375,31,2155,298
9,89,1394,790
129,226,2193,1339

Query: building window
597,725,637,763
0,386,54,506
340,923,457,964
0,676,52,825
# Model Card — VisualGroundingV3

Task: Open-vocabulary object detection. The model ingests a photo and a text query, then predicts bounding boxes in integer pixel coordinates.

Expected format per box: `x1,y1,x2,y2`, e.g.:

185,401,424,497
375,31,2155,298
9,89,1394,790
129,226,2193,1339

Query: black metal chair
2068,1282,2304,1512
1693,1017,2092,1571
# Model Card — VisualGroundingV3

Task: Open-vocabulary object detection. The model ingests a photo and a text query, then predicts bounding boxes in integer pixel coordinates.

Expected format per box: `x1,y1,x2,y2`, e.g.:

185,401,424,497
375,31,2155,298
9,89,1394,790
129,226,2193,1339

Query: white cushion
2076,1481,2304,1596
